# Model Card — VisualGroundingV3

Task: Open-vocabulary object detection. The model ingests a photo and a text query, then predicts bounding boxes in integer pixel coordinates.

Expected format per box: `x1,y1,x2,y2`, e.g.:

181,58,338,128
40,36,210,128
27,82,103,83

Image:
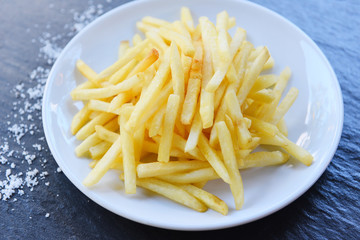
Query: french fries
70,7,313,215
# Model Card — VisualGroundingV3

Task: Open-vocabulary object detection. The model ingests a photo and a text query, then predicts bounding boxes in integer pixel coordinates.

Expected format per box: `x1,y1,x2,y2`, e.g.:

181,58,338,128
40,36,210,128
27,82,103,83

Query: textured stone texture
0,0,359,239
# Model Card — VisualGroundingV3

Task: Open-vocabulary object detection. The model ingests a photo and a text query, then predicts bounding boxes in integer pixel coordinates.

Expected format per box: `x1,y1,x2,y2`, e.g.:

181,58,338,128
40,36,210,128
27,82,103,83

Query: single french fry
170,42,185,105
136,21,159,33
118,40,130,59
277,133,313,166
119,109,137,194
185,111,202,153
157,167,219,184
271,87,299,124
180,184,228,215
76,59,98,84
263,56,275,70
198,133,230,183
158,94,180,162
228,17,236,29
216,121,244,209
132,33,142,46
83,137,122,187
142,16,172,28
239,151,289,169
71,103,92,135
136,178,207,212
95,39,148,82
180,7,195,34
200,17,219,71
137,160,210,178
277,117,288,136
181,54,192,86
216,10,229,32
181,41,203,125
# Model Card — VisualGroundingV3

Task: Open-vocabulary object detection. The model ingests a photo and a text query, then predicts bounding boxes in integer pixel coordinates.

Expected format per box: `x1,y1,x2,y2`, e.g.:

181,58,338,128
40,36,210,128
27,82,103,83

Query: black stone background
0,0,359,239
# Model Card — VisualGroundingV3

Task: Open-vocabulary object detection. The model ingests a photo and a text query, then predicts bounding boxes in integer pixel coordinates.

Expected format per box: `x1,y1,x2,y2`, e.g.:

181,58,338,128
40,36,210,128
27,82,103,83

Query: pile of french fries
70,7,313,215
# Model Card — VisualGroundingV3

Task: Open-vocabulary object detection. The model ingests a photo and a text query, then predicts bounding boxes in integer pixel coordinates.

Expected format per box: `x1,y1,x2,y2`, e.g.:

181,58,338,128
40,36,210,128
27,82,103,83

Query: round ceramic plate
42,0,343,231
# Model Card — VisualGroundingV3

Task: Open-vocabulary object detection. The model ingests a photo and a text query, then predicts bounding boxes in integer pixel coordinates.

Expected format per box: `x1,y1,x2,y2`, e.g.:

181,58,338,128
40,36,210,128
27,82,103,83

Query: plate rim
42,0,344,231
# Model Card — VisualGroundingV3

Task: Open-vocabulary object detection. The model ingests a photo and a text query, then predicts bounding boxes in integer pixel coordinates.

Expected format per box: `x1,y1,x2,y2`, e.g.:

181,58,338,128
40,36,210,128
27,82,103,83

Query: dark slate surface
0,0,359,239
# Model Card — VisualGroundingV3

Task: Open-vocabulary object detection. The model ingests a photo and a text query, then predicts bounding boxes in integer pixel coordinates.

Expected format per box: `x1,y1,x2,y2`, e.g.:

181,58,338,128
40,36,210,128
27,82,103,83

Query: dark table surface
0,0,359,239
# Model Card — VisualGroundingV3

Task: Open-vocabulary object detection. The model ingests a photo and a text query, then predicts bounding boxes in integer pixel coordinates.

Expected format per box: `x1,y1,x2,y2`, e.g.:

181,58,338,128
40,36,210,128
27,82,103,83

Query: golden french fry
216,121,244,209
118,40,130,58
198,133,230,183
180,7,195,33
157,167,219,184
71,103,92,135
120,109,137,194
83,137,122,187
158,94,180,162
136,178,207,212
95,39,148,82
180,184,228,215
170,42,185,105
270,87,299,124
181,41,203,125
239,151,289,168
76,59,98,85
137,160,210,178
184,111,202,153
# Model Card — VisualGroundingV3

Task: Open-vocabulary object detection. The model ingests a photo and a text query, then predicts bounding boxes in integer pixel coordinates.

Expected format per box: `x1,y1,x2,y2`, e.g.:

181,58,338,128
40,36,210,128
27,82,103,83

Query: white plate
42,0,343,231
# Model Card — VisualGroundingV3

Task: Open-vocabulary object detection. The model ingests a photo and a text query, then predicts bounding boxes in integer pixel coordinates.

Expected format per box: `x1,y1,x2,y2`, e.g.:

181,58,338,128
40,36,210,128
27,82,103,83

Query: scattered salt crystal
33,144,42,151
0,0,112,202
25,155,36,165
0,156,7,165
